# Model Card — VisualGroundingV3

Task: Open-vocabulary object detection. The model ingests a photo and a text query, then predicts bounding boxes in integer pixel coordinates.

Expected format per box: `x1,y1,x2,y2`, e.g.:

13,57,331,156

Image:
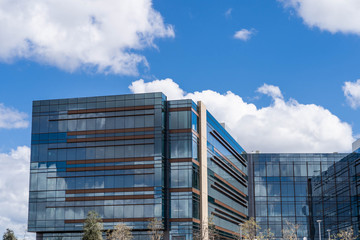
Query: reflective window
169,111,190,129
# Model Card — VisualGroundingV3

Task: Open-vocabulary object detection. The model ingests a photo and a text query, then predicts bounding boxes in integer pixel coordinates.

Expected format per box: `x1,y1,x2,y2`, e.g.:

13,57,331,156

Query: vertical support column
198,101,208,240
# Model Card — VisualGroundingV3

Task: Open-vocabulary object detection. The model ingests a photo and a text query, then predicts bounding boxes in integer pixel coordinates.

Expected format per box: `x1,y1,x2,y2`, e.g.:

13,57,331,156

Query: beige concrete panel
198,101,209,240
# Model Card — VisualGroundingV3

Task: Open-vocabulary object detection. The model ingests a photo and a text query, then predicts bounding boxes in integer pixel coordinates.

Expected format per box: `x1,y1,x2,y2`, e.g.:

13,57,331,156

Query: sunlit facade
28,93,248,240
247,152,360,240
28,91,360,240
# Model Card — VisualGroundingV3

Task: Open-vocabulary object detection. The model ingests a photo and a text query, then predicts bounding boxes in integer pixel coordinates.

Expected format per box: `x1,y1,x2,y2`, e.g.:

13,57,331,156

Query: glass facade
167,100,200,239
29,92,360,240
247,153,360,240
29,93,167,240
207,112,248,239
29,93,248,240
311,152,360,239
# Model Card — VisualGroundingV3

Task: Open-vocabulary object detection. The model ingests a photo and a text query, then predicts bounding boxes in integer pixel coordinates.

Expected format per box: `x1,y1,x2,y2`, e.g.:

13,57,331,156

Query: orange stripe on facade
214,148,246,177
215,226,239,237
168,128,199,138
213,173,247,198
211,156,247,187
211,185,247,208
169,188,200,195
169,158,200,166
214,199,247,218
169,218,200,224
169,129,192,134
214,208,245,223
212,212,239,225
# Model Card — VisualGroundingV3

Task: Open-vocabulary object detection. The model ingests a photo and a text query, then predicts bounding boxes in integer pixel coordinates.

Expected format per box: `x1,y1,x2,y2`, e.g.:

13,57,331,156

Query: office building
28,93,248,240
29,92,360,240
247,151,360,240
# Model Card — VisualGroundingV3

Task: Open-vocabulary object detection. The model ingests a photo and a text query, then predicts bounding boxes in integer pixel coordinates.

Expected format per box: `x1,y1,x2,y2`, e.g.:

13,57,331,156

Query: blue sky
1,2,359,145
1,0,360,152
1,0,360,235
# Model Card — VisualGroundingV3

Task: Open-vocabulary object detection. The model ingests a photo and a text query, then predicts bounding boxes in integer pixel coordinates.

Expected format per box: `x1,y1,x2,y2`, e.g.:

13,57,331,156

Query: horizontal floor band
211,156,247,187
169,158,199,166
215,226,239,237
214,199,247,218
169,188,200,195
168,129,199,138
169,218,200,224
214,208,245,223
211,185,247,208
213,173,247,198
212,212,239,225
214,148,246,177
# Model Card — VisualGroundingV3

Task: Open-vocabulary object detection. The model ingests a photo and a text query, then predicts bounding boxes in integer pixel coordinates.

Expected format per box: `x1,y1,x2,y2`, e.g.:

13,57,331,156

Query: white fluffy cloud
279,0,360,35
257,83,283,99
0,103,29,129
0,146,34,239
234,29,255,41
130,79,354,152
129,78,185,100
343,79,360,109
0,0,174,75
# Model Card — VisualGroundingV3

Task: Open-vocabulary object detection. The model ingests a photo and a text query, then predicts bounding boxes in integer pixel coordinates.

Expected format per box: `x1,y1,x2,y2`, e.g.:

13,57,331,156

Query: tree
337,227,357,240
207,215,217,240
240,217,261,240
147,218,164,240
193,215,217,240
107,223,133,240
3,229,17,240
82,211,103,240
282,221,299,240
259,228,275,240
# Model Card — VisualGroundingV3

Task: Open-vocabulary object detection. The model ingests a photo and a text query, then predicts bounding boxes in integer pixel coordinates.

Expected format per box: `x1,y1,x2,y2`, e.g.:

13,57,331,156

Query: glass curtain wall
247,153,350,240
167,100,200,240
207,112,248,239
312,152,360,238
29,94,249,240
29,93,166,240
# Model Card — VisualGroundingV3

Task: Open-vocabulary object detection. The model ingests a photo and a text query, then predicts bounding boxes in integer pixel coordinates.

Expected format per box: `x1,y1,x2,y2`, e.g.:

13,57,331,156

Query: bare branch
147,218,164,240
107,223,133,240
282,221,299,240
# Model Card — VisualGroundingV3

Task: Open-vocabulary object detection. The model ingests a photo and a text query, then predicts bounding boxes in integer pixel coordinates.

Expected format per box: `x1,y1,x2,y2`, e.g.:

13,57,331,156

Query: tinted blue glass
250,153,357,240
191,112,198,132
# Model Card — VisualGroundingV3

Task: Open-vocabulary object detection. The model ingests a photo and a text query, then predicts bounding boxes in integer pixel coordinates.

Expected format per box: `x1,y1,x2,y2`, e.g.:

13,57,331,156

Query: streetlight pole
317,220,322,240
327,229,331,240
